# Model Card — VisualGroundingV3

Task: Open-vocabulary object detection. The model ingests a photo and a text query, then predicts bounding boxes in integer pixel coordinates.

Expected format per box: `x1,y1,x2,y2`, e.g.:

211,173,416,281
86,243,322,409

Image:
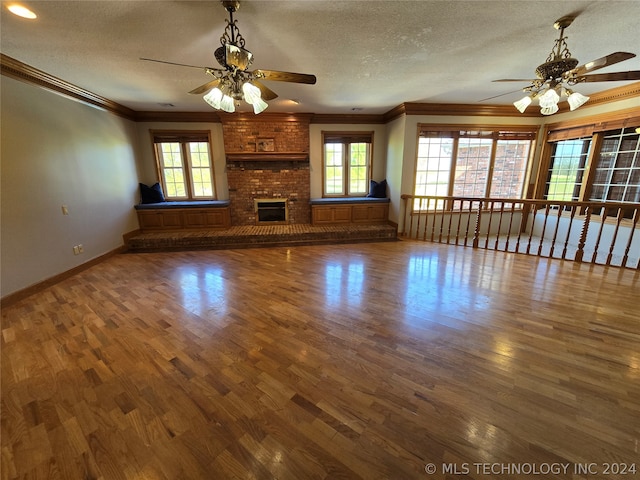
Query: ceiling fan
141,0,316,114
493,15,640,115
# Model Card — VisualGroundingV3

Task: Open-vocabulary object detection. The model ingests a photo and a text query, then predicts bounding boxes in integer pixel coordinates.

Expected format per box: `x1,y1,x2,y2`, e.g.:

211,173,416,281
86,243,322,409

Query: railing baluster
525,203,537,255
591,207,608,264
621,207,639,268
515,202,527,253
454,199,463,245
446,199,455,244
606,207,624,266
494,201,505,251
562,205,577,260
484,201,494,249
575,206,591,263
537,203,551,257
464,200,474,246
473,200,483,248
414,197,421,241
504,202,516,252
549,203,563,259
438,197,447,243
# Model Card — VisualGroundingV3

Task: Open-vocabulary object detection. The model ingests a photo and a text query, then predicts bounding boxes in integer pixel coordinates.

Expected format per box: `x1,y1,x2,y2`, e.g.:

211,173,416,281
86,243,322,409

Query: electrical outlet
62,205,69,215
78,244,84,253
73,245,80,255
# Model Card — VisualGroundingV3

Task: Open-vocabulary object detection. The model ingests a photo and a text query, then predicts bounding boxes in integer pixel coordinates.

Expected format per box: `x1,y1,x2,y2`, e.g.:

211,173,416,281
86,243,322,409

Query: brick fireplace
221,114,312,226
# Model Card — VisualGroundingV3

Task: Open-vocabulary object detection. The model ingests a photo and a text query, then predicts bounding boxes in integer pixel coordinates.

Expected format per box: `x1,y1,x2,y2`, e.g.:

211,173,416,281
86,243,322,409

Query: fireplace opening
255,199,288,225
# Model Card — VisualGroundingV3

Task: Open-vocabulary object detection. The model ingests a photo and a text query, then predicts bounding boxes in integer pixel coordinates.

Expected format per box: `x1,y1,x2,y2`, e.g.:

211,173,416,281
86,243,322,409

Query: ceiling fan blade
577,71,640,82
570,52,636,76
478,88,532,102
252,80,278,101
492,79,538,83
254,69,317,84
189,79,221,95
140,57,211,69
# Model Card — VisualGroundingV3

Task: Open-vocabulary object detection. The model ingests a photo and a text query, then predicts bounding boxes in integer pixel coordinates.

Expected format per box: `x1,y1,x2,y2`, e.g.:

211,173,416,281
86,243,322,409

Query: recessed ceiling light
7,4,37,19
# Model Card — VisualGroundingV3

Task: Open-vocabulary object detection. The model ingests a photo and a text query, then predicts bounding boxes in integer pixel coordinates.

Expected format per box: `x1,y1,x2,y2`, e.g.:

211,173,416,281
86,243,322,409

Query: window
152,131,216,200
322,132,372,196
413,127,535,210
544,138,591,201
590,128,640,203
543,127,640,204
414,133,453,210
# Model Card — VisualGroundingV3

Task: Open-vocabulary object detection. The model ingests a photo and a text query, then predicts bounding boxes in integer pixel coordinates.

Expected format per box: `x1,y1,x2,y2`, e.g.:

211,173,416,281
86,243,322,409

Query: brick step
127,224,397,252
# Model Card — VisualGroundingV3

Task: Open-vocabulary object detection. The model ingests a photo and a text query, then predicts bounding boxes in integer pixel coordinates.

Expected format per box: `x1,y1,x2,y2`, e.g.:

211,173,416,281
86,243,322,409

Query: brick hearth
127,224,397,252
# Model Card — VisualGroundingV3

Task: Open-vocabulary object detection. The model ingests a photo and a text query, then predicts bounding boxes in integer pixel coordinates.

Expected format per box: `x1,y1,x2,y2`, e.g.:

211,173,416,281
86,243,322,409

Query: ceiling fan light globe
220,94,236,113
567,91,590,111
242,82,262,104
513,95,533,113
540,104,559,115
203,87,223,109
538,88,560,108
252,98,269,114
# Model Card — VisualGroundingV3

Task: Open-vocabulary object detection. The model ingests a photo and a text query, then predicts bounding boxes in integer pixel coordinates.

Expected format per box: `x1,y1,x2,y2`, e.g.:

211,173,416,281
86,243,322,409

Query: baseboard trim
1,245,127,308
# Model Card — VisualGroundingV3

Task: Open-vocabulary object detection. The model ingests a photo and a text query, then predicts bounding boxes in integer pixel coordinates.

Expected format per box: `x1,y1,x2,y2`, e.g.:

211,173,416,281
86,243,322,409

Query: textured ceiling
2,0,640,114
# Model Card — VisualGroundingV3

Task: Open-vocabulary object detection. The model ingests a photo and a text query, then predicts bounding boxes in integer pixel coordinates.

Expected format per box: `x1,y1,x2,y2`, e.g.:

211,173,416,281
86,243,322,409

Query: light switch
62,205,69,215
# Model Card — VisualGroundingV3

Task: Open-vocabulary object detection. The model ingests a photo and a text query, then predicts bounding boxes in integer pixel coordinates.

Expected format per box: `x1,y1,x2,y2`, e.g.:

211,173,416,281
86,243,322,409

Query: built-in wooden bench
135,200,231,231
310,197,390,225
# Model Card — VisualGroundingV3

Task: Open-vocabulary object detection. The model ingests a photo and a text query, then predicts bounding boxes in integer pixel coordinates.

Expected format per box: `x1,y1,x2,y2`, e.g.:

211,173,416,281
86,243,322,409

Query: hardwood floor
2,241,639,479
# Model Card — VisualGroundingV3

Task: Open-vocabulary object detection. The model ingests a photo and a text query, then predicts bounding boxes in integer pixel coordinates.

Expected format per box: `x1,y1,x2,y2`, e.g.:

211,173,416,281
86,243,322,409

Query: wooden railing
400,195,640,269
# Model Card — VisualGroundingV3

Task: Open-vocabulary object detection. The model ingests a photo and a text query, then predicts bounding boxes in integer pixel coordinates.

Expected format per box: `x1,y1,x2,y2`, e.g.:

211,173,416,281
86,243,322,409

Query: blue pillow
140,182,166,204
367,179,387,198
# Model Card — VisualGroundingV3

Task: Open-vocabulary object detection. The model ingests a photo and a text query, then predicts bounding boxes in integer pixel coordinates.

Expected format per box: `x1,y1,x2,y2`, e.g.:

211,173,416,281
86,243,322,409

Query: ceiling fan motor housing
535,58,579,80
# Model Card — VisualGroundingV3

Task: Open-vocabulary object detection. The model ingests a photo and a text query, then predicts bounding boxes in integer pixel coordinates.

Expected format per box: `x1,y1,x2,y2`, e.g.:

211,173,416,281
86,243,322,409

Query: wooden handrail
399,195,640,269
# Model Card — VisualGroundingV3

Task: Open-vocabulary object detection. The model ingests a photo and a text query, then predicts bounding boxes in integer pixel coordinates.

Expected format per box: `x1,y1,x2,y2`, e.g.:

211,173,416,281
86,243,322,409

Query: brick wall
227,161,310,225
221,115,310,153
222,114,312,226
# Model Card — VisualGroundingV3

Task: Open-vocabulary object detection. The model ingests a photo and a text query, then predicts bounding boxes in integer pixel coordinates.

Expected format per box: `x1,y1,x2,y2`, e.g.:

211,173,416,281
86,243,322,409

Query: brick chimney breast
221,114,312,226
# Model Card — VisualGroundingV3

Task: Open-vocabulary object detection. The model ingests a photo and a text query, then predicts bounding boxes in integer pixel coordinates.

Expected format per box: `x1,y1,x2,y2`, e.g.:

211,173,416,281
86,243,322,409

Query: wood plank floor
2,240,639,479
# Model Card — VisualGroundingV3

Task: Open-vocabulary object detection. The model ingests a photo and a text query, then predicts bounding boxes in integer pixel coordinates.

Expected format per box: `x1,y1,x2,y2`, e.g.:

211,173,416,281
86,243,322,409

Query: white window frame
413,126,536,211
151,131,216,201
322,132,373,197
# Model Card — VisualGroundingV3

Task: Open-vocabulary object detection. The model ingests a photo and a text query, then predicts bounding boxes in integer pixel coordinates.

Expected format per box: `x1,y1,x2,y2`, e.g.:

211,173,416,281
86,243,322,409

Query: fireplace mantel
226,152,309,162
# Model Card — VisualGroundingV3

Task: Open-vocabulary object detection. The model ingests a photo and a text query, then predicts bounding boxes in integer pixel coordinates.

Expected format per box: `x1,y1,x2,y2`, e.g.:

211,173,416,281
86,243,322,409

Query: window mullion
343,142,349,196
486,139,498,198
579,132,603,202
445,138,459,210
182,142,195,199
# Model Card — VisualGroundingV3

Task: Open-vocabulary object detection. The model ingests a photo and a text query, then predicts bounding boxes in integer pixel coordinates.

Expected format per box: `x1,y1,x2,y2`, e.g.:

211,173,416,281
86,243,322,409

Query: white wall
385,115,407,225
1,77,141,298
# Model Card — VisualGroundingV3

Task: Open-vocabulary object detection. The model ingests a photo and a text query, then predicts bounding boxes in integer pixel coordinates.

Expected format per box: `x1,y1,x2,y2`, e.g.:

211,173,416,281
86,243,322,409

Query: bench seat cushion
135,200,230,210
309,197,390,205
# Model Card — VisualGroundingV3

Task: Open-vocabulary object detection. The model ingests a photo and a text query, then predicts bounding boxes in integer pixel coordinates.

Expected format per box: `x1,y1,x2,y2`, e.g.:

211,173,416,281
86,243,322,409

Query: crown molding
134,111,222,123
579,81,640,108
310,113,386,124
1,53,136,120
384,102,540,122
218,111,314,124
